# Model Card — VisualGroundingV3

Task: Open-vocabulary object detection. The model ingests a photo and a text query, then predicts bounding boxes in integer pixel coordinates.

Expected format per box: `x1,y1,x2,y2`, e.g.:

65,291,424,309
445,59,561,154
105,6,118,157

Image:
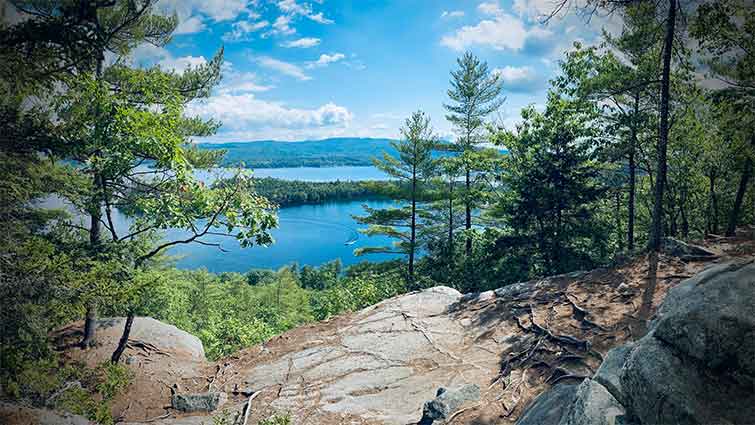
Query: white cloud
513,0,561,21
275,0,333,25
271,15,296,35
281,37,321,48
174,15,207,34
307,53,345,68
441,10,465,19
159,55,208,73
440,11,553,52
157,0,254,22
307,12,333,24
129,44,170,66
494,66,540,92
258,57,311,80
218,62,274,94
186,94,353,141
277,0,308,15
478,2,503,16
223,19,270,41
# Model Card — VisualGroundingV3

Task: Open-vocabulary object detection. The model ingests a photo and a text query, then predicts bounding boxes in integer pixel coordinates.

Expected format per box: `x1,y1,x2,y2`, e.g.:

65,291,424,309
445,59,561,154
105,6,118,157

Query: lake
41,166,399,272
172,166,397,271
166,198,400,272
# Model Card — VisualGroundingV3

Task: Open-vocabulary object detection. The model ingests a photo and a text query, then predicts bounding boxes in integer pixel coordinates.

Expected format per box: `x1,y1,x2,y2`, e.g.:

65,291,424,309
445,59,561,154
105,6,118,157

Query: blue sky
135,0,616,142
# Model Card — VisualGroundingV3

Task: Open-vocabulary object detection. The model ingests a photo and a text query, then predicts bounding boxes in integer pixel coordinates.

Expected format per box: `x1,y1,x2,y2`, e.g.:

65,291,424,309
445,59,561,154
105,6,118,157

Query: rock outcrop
517,259,755,425
5,237,750,425
0,402,92,425
418,384,480,424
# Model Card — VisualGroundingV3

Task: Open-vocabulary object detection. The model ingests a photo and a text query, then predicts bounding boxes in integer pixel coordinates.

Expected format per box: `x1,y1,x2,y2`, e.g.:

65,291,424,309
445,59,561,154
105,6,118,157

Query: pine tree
444,52,504,257
354,111,436,285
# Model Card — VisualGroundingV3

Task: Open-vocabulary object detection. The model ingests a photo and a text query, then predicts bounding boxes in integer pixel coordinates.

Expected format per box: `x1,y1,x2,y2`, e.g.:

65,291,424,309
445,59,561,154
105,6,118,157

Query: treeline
252,177,386,207
355,0,755,294
198,138,397,168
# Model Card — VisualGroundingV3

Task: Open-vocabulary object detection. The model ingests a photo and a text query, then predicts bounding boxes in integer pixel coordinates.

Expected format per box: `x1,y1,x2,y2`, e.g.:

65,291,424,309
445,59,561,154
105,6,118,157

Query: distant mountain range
198,138,398,168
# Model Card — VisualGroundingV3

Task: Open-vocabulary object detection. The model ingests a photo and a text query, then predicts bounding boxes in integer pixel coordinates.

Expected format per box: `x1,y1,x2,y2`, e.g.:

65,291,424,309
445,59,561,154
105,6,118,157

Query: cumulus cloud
478,1,504,16
494,66,541,92
159,55,209,73
157,0,253,22
186,94,353,141
218,62,274,94
512,0,561,21
270,15,296,35
441,10,465,19
223,19,270,41
307,53,345,68
440,2,554,53
307,12,333,24
174,15,207,34
258,56,311,80
281,37,321,48
276,0,334,25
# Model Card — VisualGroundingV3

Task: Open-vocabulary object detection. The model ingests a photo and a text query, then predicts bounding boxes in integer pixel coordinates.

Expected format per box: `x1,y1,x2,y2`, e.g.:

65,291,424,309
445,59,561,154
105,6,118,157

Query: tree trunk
81,303,97,348
448,178,454,257
627,93,639,251
111,312,135,364
648,0,676,253
81,51,105,349
465,167,472,256
726,136,754,236
642,0,676,327
707,173,718,235
408,168,417,285
616,191,624,251
81,177,102,349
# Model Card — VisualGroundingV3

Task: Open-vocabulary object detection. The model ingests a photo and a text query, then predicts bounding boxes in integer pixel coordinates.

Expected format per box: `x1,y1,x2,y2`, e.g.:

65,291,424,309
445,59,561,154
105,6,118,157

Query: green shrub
258,414,292,425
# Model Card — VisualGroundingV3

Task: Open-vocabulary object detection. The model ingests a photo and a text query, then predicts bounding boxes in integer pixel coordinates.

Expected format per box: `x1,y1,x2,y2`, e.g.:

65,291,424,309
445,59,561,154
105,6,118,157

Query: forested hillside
199,138,398,168
1,0,753,424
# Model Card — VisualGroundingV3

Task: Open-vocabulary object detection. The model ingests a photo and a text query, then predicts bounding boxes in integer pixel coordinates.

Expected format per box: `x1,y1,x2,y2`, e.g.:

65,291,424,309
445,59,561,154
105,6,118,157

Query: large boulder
661,237,718,261
517,260,755,425
559,379,627,425
171,392,227,413
516,383,579,425
621,261,755,425
418,384,480,424
0,402,92,425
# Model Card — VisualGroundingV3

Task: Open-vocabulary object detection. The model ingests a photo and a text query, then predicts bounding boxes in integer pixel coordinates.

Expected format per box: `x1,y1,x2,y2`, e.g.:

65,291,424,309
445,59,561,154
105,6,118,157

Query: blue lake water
165,198,400,272
165,166,399,272
44,166,400,272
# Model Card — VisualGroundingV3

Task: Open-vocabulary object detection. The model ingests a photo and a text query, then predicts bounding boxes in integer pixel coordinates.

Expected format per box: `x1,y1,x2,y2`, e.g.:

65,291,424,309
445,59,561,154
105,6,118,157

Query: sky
132,0,619,142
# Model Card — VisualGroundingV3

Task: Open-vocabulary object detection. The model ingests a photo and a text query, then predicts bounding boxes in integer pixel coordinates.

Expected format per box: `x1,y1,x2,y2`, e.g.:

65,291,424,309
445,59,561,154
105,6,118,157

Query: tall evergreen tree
444,52,504,257
2,1,278,362
692,0,755,237
354,111,436,285
490,69,607,276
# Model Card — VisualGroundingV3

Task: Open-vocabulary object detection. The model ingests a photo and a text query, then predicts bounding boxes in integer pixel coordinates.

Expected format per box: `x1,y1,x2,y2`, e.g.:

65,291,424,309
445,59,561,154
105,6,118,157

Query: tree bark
111,312,135,364
616,191,624,251
408,166,417,285
81,50,105,349
648,0,675,252
465,167,472,256
627,93,639,251
726,136,754,236
642,0,676,327
81,303,97,348
448,178,454,261
707,173,718,235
